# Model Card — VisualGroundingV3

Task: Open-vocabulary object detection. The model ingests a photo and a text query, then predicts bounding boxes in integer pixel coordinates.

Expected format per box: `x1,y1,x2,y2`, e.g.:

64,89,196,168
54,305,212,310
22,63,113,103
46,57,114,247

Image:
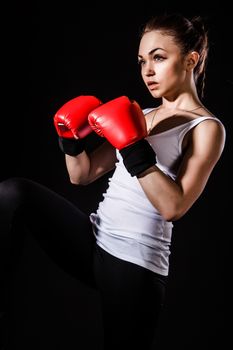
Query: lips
147,81,158,90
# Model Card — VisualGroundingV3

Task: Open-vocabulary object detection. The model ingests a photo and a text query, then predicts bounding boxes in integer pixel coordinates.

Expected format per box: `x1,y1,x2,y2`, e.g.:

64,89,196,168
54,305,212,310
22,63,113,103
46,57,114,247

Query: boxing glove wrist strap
119,139,156,177
58,137,86,156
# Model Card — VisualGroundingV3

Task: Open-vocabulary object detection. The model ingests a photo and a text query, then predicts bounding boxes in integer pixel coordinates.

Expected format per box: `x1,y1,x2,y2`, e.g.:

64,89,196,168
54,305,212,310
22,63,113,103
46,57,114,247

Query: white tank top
90,110,224,275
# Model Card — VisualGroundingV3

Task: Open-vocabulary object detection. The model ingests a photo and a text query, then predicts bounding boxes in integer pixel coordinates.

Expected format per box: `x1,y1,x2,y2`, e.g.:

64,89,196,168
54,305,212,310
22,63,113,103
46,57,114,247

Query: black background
2,1,232,349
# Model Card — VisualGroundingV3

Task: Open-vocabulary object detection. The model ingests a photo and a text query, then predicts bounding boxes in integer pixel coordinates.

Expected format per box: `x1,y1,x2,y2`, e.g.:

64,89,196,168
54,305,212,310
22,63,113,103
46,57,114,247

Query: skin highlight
66,16,225,222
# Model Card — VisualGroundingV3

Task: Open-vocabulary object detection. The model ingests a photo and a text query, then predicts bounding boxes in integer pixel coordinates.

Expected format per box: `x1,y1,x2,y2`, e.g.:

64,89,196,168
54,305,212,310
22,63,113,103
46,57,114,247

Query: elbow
162,211,183,222
162,212,177,222
69,178,82,186
67,167,91,186
160,204,187,222
69,175,88,186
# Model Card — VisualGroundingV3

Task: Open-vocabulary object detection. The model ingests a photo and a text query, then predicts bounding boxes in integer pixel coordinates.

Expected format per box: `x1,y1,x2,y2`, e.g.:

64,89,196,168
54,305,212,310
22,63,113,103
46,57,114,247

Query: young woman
0,13,225,350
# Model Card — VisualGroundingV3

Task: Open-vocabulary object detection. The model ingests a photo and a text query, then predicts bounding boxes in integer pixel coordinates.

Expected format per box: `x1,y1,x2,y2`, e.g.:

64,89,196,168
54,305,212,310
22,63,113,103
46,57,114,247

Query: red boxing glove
54,95,102,139
53,95,102,156
88,96,156,177
88,96,147,149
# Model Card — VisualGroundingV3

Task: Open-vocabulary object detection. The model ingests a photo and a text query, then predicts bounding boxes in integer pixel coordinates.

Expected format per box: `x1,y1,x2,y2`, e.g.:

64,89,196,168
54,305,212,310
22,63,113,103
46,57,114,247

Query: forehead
138,30,179,56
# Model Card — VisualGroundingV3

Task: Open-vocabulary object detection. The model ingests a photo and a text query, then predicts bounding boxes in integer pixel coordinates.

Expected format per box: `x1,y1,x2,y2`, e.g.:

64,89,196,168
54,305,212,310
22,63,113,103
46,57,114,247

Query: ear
185,51,200,71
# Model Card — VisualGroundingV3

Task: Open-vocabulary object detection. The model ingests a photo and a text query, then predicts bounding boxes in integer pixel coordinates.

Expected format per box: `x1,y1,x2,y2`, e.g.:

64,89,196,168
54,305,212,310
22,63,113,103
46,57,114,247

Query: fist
54,95,102,139
88,96,147,149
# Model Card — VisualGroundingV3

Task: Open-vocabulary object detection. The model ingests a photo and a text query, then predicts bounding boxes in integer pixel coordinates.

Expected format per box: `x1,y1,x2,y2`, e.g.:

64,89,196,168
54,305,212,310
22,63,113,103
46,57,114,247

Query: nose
142,62,155,77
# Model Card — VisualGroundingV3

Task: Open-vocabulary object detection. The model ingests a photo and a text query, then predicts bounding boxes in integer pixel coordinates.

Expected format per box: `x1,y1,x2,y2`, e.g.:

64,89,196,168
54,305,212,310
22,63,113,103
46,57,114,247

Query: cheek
162,63,185,84
141,69,147,83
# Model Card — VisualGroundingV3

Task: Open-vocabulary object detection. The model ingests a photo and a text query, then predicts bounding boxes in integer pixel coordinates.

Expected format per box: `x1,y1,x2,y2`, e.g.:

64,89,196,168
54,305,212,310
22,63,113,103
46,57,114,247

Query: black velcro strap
58,137,86,156
119,139,156,177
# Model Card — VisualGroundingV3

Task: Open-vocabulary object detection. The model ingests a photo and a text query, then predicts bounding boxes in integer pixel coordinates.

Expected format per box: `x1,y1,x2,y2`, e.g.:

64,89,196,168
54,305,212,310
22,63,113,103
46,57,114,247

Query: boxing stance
0,13,226,350
0,95,168,350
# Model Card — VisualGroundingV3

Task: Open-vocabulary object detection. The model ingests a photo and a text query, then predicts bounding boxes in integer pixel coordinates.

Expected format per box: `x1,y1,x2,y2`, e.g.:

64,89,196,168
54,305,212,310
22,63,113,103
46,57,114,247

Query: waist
90,209,173,248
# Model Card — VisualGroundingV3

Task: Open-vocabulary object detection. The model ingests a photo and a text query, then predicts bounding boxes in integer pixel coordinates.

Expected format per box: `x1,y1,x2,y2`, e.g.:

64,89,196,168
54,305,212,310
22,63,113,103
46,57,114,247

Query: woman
0,13,225,350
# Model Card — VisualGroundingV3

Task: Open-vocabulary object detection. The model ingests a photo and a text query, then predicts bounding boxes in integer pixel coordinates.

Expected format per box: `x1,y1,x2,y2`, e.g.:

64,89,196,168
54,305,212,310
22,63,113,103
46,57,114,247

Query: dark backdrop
2,1,232,349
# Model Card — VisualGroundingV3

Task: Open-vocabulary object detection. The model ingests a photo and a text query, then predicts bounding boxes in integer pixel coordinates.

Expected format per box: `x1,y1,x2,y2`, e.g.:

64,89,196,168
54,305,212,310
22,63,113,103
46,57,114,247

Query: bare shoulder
192,116,226,161
194,115,225,139
190,104,226,143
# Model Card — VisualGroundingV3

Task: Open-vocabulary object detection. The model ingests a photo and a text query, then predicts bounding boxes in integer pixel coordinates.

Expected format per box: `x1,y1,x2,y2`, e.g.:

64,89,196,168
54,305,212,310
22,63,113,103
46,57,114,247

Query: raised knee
0,177,28,203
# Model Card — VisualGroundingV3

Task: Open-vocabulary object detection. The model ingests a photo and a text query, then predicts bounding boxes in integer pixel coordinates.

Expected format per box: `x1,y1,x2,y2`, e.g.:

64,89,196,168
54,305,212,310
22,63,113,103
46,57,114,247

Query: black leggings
0,177,167,350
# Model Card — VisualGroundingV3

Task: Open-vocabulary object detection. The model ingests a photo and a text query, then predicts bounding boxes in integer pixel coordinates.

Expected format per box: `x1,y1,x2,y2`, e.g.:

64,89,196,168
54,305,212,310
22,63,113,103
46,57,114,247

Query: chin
149,90,161,99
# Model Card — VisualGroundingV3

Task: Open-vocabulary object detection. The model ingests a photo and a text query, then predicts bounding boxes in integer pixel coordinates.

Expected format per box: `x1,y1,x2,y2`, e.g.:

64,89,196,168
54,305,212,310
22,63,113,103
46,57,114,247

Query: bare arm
138,120,226,221
65,141,117,185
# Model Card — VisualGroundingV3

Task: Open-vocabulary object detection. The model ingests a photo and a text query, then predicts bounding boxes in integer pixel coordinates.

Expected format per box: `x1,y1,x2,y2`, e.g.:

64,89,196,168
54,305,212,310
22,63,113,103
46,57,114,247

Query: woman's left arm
138,120,226,221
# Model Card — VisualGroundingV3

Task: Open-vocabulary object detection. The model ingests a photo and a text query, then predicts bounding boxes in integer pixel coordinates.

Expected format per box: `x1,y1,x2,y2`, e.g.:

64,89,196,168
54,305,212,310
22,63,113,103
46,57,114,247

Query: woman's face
138,30,188,100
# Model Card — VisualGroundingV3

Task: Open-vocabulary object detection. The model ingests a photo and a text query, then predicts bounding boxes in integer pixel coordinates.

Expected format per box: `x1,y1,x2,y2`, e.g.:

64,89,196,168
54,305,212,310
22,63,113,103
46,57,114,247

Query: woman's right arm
65,141,117,185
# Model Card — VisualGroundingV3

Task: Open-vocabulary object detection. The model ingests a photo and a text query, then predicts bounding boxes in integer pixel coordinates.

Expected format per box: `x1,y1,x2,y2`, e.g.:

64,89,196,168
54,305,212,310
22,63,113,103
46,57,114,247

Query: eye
138,59,145,66
153,54,164,62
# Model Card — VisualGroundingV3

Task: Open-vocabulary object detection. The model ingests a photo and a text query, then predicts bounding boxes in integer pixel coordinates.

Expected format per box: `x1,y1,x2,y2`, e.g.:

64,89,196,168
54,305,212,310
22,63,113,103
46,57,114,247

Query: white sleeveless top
90,109,224,276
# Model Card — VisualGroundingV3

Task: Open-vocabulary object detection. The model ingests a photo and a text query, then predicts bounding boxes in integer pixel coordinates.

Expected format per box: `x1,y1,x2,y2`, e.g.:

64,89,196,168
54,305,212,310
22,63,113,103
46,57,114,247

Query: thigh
0,177,96,287
93,245,167,350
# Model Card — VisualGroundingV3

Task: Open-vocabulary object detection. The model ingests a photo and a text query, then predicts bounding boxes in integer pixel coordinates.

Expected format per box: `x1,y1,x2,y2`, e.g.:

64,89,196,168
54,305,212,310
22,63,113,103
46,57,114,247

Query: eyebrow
138,47,165,58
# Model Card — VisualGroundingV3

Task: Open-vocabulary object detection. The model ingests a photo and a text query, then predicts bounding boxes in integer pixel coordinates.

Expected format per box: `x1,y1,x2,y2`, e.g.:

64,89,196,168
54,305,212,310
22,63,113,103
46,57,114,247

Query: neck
161,92,202,111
